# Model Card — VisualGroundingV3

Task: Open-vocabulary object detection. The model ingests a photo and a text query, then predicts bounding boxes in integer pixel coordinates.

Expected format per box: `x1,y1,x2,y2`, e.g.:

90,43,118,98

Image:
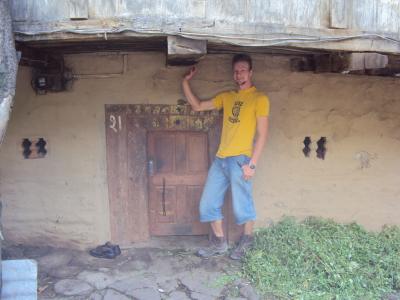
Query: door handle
148,158,155,176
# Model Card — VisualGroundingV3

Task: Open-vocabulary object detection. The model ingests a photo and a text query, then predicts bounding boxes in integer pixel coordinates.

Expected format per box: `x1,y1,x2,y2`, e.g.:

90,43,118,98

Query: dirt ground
2,237,261,300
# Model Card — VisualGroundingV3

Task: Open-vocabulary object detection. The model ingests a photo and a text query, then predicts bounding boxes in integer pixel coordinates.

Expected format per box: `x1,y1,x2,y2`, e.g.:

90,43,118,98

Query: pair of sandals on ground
89,242,121,259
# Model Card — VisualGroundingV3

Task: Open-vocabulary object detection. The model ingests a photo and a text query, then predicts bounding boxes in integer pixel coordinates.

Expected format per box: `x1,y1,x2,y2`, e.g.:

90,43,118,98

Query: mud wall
0,52,399,248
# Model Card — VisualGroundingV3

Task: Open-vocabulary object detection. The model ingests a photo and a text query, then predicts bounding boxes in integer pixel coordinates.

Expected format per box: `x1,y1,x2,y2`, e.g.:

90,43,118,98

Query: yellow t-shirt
213,86,270,158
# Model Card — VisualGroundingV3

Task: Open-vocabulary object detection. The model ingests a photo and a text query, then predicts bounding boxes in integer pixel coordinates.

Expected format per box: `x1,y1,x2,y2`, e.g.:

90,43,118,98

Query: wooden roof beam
291,52,400,77
167,36,207,66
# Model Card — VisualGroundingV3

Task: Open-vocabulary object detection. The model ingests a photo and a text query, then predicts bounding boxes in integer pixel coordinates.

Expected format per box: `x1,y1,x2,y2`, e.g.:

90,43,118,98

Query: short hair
232,54,252,70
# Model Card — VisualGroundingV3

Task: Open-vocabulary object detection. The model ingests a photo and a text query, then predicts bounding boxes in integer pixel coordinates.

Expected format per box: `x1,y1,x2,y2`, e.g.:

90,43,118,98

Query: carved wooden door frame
105,104,222,246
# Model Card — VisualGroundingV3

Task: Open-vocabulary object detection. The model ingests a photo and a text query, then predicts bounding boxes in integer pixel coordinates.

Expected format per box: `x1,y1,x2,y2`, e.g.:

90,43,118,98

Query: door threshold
121,235,208,250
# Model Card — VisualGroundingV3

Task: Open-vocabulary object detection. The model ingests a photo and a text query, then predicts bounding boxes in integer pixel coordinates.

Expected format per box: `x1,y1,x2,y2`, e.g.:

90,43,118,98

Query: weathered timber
167,36,207,66
68,0,88,20
292,52,400,76
346,53,388,71
330,0,348,29
0,0,18,145
9,0,400,54
290,56,315,72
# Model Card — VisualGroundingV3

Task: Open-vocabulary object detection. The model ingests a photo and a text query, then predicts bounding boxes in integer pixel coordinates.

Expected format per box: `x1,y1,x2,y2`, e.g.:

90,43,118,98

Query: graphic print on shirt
229,101,243,123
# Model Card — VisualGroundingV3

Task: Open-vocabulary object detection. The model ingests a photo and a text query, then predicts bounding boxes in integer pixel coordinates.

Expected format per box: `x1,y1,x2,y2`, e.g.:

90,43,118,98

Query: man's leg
211,220,224,237
197,158,229,258
228,155,257,260
231,220,255,260
243,220,254,236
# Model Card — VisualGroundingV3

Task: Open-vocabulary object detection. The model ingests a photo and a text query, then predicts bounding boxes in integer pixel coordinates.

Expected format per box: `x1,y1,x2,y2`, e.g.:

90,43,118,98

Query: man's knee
232,197,256,225
199,200,223,222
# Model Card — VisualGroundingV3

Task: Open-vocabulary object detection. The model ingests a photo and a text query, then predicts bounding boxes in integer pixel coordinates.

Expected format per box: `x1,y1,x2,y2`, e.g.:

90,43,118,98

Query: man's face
233,61,252,87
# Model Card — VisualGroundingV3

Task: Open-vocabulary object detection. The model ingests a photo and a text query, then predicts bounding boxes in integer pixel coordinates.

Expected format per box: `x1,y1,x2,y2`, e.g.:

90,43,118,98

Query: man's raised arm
182,67,215,112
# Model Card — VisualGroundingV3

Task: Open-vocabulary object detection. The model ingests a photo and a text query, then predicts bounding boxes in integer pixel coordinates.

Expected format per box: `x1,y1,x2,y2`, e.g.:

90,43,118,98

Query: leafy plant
242,217,400,300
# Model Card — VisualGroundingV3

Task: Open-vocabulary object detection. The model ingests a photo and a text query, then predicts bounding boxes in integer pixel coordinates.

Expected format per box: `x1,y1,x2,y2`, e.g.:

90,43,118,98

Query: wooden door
147,131,209,236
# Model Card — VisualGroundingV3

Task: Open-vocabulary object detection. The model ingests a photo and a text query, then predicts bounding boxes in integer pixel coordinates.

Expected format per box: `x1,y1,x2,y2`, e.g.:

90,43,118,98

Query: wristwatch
249,163,256,170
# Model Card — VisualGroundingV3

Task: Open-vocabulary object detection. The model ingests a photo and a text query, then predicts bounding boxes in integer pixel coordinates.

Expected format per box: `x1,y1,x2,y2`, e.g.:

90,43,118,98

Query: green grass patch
213,273,240,287
242,217,400,300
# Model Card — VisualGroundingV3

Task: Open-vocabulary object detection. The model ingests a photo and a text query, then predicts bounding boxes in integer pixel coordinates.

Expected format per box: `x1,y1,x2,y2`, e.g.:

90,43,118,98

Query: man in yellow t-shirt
182,54,270,260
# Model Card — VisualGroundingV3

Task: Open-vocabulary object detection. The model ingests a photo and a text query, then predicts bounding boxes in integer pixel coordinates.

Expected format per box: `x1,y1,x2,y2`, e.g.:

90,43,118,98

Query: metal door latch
148,158,154,176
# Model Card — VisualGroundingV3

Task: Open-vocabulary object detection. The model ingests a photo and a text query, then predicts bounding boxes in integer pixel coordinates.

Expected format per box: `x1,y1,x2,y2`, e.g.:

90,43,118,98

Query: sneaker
230,235,254,260
197,236,228,258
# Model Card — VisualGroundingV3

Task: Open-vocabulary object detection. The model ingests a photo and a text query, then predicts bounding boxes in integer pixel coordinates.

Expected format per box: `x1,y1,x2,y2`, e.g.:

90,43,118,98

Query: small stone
88,290,105,300
178,271,223,297
48,265,82,278
239,284,259,300
129,287,161,300
110,277,158,294
77,270,116,290
103,289,131,300
168,291,190,300
119,259,149,272
157,278,179,294
54,279,93,296
147,258,177,276
191,292,216,300
98,267,110,272
70,250,106,268
131,248,154,263
38,251,73,271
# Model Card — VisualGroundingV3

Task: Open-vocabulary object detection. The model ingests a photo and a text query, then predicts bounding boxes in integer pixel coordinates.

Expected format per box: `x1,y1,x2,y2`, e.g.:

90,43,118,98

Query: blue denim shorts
199,155,256,225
